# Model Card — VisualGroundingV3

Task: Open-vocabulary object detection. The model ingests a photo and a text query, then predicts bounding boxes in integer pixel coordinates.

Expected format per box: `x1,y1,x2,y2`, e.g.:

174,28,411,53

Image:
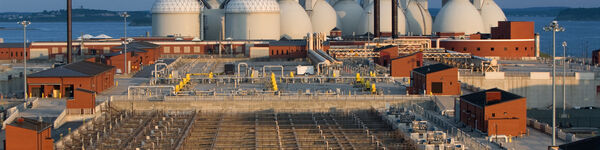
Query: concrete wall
110,98,426,112
460,72,600,108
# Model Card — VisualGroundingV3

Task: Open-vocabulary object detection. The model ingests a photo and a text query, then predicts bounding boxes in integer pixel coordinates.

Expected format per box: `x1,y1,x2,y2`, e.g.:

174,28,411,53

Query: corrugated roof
9,117,52,133
269,40,307,46
104,48,148,57
112,41,159,49
29,61,114,77
460,88,523,107
412,63,454,75
0,43,29,48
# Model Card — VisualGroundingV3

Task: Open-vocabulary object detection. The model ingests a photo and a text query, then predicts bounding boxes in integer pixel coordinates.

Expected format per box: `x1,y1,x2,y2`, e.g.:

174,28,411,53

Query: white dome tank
433,0,485,35
279,0,313,39
151,0,202,37
225,0,280,40
205,0,222,9
310,0,339,35
479,0,506,33
333,0,365,36
358,0,407,35
203,9,225,40
404,0,432,35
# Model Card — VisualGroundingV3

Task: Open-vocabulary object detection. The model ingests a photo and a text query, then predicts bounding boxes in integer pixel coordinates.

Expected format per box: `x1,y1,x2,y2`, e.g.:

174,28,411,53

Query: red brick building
27,61,115,98
390,52,423,77
410,64,460,95
458,88,527,136
6,117,54,150
436,21,536,59
102,49,145,74
112,41,161,65
374,45,399,67
269,41,307,59
67,88,96,114
0,43,29,60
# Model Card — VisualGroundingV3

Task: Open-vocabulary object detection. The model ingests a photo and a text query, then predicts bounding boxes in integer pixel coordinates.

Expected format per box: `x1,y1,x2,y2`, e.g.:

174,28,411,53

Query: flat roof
0,43,30,48
412,63,454,75
559,135,600,150
29,61,114,78
460,88,524,107
9,117,52,133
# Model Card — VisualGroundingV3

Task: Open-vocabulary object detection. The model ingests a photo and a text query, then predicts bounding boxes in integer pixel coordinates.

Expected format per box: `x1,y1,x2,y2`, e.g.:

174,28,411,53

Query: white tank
203,9,225,40
310,0,339,35
151,0,202,37
205,0,222,9
279,0,313,39
479,0,506,33
333,0,365,36
225,0,281,40
358,0,407,35
404,0,432,35
433,0,485,35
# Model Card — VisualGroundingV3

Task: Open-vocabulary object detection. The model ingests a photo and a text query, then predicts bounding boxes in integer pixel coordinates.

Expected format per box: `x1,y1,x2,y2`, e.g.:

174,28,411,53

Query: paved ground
499,127,566,150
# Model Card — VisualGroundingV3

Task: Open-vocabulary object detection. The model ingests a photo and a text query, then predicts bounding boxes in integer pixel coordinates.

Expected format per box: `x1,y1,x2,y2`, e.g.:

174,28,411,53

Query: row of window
0,51,26,57
271,49,306,56
451,47,534,52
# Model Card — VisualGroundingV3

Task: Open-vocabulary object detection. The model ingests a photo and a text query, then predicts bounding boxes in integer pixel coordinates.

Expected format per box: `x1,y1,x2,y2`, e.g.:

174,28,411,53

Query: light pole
543,20,565,147
19,21,31,99
561,41,568,119
121,12,130,74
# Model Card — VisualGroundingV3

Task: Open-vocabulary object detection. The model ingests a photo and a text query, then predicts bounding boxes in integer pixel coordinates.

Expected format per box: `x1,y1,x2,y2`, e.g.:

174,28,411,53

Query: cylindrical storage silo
358,0,407,35
279,0,313,39
151,0,202,37
433,0,485,35
333,0,365,36
225,0,281,40
310,0,339,35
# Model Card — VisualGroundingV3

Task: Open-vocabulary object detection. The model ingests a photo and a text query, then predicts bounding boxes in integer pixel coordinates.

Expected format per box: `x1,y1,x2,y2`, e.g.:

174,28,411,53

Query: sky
0,0,600,12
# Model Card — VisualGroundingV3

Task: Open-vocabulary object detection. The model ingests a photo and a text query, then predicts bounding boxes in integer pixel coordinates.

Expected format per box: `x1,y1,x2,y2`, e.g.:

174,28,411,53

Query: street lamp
18,21,31,99
121,12,130,74
543,20,565,147
561,41,568,119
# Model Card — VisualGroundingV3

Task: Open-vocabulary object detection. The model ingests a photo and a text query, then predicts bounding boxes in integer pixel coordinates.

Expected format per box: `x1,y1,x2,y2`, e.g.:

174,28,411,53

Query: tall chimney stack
67,0,72,64
374,0,381,38
392,0,398,38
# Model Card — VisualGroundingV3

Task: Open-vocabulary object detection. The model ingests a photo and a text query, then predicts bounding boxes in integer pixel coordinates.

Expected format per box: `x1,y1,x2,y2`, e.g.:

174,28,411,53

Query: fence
111,94,432,102
2,100,32,129
527,118,579,143
410,103,493,150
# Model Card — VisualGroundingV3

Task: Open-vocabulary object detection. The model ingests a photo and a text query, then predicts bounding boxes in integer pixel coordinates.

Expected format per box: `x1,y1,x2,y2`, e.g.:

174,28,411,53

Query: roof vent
485,91,501,102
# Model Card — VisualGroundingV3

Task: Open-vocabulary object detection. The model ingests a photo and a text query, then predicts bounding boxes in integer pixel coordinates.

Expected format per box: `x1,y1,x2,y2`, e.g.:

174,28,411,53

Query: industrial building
66,88,96,114
390,52,423,77
457,88,527,136
410,64,460,95
27,61,115,98
5,117,54,150
0,43,29,61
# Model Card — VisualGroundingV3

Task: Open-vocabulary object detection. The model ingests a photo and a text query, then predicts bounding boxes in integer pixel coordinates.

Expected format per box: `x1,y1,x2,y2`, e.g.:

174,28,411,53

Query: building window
504,47,508,51
463,47,467,51
525,47,528,51
491,47,495,51
477,47,481,51
451,48,455,51
492,113,495,117
515,47,519,51
504,112,508,115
